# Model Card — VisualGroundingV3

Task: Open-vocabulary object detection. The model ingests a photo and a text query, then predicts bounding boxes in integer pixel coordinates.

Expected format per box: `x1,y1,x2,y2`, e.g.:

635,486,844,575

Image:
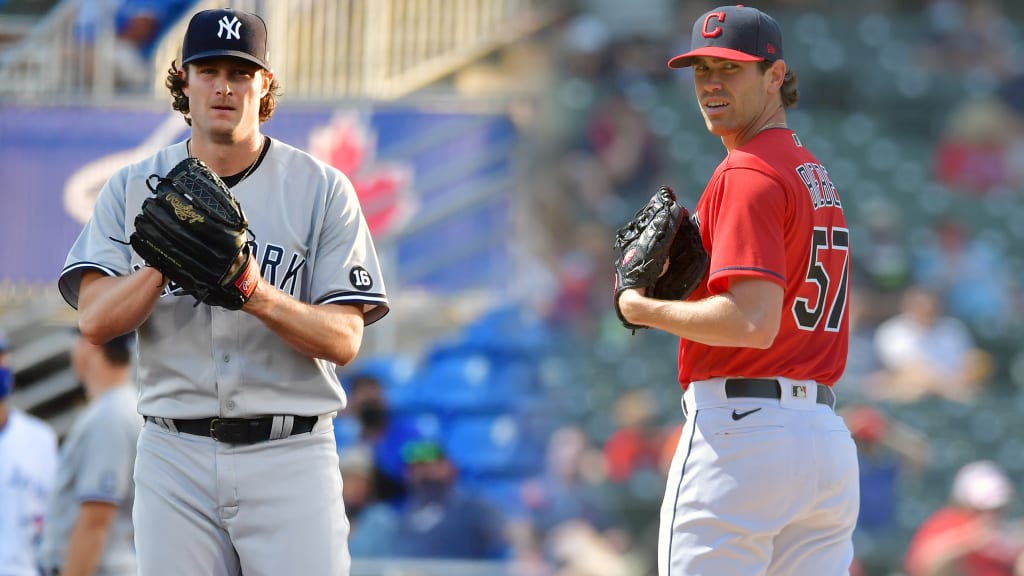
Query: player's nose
214,76,232,95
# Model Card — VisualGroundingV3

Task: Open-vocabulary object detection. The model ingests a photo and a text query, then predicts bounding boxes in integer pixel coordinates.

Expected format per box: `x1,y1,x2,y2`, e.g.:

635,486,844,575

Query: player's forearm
243,282,363,365
636,295,775,347
78,269,166,344
61,511,112,576
620,277,782,347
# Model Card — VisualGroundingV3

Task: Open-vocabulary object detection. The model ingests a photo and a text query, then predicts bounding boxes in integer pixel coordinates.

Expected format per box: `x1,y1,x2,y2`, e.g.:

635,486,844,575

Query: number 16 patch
349,266,374,291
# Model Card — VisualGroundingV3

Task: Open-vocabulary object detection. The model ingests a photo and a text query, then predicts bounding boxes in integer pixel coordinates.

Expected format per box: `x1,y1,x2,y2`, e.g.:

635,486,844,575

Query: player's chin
704,119,731,136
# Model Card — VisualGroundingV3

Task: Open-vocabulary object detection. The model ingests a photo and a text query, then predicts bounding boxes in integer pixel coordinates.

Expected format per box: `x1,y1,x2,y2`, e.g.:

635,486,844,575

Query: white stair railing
0,0,564,102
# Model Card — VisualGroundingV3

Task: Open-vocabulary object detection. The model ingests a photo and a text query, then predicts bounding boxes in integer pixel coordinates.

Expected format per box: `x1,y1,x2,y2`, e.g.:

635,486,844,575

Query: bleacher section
336,304,559,518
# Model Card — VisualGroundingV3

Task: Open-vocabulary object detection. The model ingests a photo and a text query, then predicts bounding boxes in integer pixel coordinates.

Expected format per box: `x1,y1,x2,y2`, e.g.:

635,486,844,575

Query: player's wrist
137,266,169,290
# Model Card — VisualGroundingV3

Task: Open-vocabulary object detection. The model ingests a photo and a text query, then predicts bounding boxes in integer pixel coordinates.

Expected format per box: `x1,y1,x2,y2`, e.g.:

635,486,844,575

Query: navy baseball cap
181,8,270,69
668,5,783,69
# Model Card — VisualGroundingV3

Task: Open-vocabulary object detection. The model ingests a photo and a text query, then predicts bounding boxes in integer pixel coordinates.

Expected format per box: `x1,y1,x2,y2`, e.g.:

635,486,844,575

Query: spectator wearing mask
392,439,509,560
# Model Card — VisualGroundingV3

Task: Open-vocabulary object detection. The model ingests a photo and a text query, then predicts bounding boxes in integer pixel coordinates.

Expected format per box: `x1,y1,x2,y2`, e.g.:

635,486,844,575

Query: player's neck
84,370,128,401
723,110,787,151
187,133,266,178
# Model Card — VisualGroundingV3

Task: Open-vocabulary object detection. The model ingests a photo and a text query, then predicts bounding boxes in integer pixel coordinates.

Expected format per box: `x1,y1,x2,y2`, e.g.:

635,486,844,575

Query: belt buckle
209,418,247,444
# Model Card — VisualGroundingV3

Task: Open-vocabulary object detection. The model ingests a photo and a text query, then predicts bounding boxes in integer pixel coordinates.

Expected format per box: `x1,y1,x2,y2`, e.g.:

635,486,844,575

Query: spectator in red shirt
905,460,1024,576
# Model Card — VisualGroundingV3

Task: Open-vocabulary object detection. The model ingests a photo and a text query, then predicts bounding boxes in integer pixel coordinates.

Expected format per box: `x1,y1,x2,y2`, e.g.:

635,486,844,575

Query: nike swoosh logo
731,408,762,421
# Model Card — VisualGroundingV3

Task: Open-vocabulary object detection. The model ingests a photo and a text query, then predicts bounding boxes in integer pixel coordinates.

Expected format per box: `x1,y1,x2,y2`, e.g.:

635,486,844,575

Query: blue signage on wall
0,104,518,291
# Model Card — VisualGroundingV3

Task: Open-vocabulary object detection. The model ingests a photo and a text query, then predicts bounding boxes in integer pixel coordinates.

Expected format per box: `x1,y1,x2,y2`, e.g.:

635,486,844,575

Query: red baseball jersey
678,128,850,387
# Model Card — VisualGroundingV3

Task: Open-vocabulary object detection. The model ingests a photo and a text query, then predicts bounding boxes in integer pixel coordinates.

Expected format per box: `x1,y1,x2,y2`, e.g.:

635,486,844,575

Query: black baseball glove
613,186,708,330
613,186,682,329
130,157,259,310
651,206,708,302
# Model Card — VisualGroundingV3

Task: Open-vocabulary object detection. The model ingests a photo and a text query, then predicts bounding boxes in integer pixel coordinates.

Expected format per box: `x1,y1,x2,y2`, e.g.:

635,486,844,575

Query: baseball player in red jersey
616,5,859,575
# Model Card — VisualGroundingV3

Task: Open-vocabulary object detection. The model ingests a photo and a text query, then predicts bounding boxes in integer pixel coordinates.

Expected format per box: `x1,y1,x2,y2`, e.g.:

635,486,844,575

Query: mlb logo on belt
792,385,807,399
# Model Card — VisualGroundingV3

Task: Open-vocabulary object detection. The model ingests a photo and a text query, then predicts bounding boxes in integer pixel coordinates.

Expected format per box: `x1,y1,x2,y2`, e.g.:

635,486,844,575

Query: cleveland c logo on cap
701,11,726,38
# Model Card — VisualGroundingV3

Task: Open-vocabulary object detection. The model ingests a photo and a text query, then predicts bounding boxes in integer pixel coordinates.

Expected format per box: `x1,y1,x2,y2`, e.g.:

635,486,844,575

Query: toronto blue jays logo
308,112,416,236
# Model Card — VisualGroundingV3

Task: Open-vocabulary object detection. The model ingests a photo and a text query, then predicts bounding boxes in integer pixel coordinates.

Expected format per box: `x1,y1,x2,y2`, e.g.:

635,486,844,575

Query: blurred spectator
511,425,630,575
835,286,888,404
391,439,509,560
933,97,1020,195
0,332,59,576
843,404,930,575
905,460,1024,576
339,445,399,559
73,0,197,91
913,217,1016,331
547,519,637,576
38,331,142,576
872,284,992,404
336,373,408,504
916,0,1013,80
519,425,618,537
854,200,913,293
603,388,662,484
580,90,668,211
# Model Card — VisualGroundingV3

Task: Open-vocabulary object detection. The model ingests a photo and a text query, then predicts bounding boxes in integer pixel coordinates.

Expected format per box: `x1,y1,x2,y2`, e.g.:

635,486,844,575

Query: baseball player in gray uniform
57,8,389,576
38,332,142,576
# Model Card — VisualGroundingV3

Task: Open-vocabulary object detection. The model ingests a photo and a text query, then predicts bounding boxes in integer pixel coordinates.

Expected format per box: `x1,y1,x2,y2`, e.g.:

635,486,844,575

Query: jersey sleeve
704,167,787,294
310,172,389,325
58,168,134,309
72,411,135,505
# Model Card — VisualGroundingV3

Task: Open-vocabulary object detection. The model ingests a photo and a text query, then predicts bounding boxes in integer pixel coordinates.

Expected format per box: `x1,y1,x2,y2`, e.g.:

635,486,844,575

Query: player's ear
179,63,190,96
766,59,786,92
260,69,273,98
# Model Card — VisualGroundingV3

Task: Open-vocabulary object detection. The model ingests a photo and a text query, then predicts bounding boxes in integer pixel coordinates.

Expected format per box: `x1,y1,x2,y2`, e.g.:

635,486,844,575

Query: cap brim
667,47,764,69
182,50,269,70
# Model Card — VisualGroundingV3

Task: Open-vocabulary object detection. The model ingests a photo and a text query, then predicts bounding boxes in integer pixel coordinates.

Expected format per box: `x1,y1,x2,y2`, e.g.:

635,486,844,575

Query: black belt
146,415,318,445
724,378,835,407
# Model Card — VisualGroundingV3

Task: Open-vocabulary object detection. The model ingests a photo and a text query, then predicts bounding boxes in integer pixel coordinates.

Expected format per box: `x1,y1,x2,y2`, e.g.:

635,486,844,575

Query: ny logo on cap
218,15,242,40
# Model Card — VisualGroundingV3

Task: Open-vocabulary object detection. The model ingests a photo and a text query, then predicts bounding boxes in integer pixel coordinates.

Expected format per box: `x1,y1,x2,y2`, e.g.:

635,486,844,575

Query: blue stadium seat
442,414,536,476
416,354,534,415
459,474,528,519
428,304,552,362
341,355,424,413
342,355,418,391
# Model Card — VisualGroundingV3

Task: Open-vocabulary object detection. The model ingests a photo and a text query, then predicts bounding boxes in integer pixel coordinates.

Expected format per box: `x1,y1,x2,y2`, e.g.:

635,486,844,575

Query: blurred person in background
73,0,198,91
933,97,1020,196
905,460,1024,576
336,373,407,504
391,439,509,560
37,331,142,576
517,425,623,552
872,284,992,404
0,332,59,576
603,388,664,484
338,444,399,559
913,217,1016,331
842,404,930,575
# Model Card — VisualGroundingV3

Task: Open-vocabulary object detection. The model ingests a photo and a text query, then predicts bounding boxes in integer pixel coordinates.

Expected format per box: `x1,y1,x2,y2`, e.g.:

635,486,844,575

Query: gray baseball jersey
58,138,389,419
38,384,143,575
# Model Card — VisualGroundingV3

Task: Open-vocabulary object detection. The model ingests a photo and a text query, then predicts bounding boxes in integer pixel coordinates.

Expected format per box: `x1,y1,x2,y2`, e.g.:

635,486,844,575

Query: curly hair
759,60,799,109
165,60,281,126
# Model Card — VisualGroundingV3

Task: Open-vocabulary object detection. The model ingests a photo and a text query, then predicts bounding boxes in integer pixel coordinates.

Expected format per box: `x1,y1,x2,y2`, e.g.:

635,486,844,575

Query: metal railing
0,0,563,102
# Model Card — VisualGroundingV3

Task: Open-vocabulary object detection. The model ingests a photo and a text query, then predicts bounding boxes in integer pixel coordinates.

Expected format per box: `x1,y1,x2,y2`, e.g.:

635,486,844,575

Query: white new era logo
218,15,241,40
